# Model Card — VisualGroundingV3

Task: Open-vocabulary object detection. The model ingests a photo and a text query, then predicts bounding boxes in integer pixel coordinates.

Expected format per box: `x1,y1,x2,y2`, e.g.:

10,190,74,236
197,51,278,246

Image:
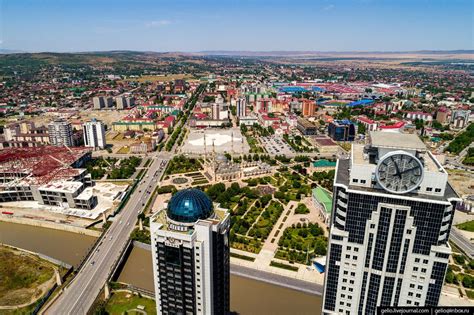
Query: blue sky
0,0,472,52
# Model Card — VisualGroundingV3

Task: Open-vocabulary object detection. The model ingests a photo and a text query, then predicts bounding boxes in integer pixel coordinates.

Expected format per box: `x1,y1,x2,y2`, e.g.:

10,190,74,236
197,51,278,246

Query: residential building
322,131,459,314
48,119,74,147
93,96,113,109
328,120,356,141
151,189,230,315
236,97,247,118
302,100,317,117
357,116,378,132
83,119,106,149
1,120,50,148
451,110,470,129
115,96,135,109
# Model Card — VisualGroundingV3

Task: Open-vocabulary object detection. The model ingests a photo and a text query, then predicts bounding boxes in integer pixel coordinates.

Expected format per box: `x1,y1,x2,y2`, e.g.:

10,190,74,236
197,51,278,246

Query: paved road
45,153,171,315
450,227,474,259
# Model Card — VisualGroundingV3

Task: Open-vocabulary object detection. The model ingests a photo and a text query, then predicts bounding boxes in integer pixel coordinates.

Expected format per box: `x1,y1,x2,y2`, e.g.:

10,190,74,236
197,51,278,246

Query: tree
357,122,366,135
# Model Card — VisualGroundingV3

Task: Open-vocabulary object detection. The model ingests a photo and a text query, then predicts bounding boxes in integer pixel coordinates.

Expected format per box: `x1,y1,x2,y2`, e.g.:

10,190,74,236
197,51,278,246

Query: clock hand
392,161,402,178
399,166,419,175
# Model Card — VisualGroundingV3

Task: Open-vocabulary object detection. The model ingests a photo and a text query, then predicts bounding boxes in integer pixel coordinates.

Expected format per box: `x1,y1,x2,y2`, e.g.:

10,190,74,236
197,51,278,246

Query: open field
0,246,55,308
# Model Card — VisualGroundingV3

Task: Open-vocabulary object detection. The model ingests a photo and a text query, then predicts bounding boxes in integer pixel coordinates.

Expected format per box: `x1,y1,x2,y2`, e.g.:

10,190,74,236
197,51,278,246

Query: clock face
376,152,424,194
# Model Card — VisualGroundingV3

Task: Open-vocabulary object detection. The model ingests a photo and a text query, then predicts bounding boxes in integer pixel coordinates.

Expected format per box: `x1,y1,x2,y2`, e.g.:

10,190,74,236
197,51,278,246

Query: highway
450,227,474,259
45,152,171,314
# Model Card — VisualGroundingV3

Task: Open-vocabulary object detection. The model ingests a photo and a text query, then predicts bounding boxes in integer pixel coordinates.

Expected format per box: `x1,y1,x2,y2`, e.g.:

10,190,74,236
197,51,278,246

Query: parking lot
260,135,295,155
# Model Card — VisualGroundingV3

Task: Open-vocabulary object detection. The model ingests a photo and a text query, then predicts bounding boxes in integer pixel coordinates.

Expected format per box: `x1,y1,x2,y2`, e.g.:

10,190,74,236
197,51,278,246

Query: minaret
204,132,207,161
212,139,217,182
231,132,234,157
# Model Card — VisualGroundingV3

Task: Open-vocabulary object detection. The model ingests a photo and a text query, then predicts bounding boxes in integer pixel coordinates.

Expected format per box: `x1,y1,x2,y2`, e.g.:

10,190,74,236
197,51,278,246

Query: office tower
83,119,106,149
150,189,230,315
328,120,356,141
236,97,247,118
323,131,459,315
48,119,74,147
115,96,135,110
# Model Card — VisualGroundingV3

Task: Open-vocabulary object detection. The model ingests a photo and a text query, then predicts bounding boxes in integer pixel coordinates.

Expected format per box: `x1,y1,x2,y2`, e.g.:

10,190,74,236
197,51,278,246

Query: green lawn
105,292,156,315
0,246,55,307
457,220,474,232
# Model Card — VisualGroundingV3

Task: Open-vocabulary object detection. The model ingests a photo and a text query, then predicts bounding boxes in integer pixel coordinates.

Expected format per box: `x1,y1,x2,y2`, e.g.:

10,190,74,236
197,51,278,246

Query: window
346,254,350,259
426,187,433,192
347,246,351,250
407,230,412,234
370,224,375,229
418,285,422,290
415,258,420,263
410,284,415,288
421,268,426,273
354,248,359,252
352,179,359,183
414,267,418,271
351,272,355,276
360,180,366,184
353,256,357,260
414,302,419,306
349,288,353,292
341,294,345,298
408,292,413,297
407,301,412,305
343,279,347,283
423,259,428,264
435,188,441,193
416,294,421,298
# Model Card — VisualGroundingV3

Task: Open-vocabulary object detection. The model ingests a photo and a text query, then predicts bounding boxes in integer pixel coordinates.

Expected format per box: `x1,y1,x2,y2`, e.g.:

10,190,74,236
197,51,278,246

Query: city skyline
1,0,473,52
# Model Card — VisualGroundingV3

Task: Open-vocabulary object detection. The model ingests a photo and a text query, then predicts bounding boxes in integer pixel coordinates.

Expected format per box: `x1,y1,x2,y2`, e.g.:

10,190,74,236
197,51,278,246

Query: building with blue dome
150,188,230,314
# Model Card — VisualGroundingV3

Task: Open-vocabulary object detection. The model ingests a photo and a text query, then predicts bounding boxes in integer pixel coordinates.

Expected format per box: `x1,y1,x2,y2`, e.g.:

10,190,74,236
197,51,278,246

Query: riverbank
0,214,101,237
0,245,56,311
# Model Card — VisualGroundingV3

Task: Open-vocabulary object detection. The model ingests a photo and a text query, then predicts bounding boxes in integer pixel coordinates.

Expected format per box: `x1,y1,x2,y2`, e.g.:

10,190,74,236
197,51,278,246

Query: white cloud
146,20,172,28
323,4,335,11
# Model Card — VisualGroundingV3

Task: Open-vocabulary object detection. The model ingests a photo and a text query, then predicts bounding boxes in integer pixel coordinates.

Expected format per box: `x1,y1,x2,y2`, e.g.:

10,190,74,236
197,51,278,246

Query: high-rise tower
150,189,230,314
322,131,460,314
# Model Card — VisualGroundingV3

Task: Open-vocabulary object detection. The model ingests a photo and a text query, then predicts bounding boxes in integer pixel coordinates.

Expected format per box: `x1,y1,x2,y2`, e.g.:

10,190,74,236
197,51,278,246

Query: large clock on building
375,151,424,194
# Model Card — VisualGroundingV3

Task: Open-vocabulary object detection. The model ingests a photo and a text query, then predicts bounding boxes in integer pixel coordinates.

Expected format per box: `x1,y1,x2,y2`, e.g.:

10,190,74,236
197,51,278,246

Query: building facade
328,120,356,142
236,97,247,118
322,131,459,315
83,119,106,149
150,189,230,315
48,119,74,147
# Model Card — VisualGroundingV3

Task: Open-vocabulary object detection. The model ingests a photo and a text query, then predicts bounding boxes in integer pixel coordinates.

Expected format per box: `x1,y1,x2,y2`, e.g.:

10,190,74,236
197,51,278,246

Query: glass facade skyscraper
150,189,230,314
322,132,460,314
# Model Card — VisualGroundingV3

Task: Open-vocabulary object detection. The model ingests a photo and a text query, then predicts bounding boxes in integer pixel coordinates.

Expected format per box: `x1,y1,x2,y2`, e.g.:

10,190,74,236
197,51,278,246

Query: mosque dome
167,189,214,223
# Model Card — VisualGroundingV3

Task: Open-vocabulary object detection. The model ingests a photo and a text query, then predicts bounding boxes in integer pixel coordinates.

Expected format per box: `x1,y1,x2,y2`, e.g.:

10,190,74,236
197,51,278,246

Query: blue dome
167,189,214,223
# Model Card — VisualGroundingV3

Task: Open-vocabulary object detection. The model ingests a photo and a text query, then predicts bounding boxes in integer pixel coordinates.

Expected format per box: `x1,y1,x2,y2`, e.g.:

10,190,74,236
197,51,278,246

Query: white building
48,119,74,147
151,189,230,314
323,131,460,314
83,119,106,149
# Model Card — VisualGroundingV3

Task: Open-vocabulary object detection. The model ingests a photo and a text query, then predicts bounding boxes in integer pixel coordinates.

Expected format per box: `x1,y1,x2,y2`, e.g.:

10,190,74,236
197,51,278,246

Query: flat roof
370,131,426,151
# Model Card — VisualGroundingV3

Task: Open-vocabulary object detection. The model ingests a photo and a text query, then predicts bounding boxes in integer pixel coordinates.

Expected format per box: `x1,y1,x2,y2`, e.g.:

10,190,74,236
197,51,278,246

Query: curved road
45,153,171,314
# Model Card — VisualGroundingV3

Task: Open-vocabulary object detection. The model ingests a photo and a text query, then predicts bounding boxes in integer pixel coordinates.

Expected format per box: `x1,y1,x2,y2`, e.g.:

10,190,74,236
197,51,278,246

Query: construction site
0,146,125,221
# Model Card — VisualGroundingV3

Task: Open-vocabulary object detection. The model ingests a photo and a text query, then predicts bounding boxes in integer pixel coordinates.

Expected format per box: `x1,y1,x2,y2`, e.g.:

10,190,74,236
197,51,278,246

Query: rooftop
370,131,426,151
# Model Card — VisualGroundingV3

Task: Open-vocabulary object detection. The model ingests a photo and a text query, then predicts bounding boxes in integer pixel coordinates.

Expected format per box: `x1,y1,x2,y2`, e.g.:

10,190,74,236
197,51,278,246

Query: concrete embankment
0,215,101,237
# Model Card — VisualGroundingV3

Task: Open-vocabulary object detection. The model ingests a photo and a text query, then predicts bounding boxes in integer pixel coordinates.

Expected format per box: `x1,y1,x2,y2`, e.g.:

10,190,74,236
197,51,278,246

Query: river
0,221,322,314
